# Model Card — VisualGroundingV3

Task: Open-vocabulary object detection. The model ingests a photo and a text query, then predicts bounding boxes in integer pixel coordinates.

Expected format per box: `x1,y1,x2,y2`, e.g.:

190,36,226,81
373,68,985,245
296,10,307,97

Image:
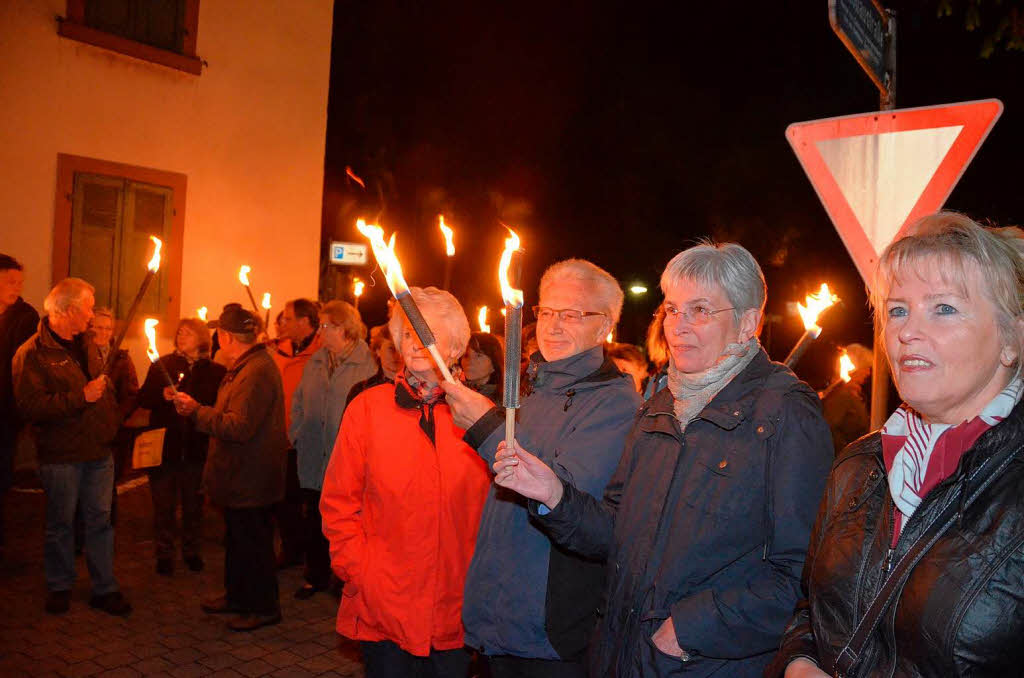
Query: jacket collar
310,340,371,368
528,344,620,394
639,348,777,437
275,332,320,359
226,343,266,376
36,318,102,377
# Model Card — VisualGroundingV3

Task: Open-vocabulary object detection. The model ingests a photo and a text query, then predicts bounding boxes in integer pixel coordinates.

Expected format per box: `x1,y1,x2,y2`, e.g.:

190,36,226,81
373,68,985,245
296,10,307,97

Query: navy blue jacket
534,350,832,677
462,345,641,660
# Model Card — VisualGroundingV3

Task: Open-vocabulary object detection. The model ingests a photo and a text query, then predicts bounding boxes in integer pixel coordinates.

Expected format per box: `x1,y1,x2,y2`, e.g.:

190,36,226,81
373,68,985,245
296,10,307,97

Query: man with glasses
443,259,640,678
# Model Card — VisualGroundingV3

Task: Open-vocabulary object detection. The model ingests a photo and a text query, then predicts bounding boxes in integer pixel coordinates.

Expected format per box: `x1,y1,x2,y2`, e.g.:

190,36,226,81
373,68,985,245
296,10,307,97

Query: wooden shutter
84,0,186,53
117,181,173,317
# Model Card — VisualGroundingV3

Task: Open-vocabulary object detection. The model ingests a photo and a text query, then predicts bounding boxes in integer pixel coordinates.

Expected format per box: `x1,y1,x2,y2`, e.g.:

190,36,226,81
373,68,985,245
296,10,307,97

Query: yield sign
787,99,1002,285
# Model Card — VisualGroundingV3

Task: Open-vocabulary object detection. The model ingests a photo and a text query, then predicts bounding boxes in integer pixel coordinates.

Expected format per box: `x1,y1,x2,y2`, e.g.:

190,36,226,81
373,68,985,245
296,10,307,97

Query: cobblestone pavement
0,476,365,677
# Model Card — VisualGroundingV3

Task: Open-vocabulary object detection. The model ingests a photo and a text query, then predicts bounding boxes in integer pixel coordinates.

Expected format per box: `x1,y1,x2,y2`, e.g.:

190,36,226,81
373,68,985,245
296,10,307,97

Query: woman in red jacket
320,287,491,678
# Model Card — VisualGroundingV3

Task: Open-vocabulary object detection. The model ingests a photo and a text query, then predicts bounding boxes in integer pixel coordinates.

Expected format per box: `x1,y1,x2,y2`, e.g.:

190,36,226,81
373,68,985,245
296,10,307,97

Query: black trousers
361,641,471,678
272,449,306,563
487,655,587,678
301,488,331,589
223,506,279,615
147,459,204,560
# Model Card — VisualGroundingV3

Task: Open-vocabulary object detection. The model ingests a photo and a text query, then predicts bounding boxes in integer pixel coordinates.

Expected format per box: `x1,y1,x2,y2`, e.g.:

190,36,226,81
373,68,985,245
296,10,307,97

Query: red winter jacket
320,380,491,656
271,333,321,432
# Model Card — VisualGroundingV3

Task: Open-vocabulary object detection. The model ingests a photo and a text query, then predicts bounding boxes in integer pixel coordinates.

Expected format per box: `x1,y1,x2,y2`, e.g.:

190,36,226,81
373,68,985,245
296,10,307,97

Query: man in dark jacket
174,304,288,631
444,259,641,677
0,254,38,558
12,278,130,616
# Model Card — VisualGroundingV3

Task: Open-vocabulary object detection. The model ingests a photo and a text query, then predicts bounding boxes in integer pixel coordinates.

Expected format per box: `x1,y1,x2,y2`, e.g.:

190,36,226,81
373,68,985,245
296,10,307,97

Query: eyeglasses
662,303,734,326
319,323,340,331
532,306,607,324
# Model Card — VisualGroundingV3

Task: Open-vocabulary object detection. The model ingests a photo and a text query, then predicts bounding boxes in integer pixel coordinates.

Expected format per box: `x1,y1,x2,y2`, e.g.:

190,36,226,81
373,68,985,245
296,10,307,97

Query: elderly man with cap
174,303,289,631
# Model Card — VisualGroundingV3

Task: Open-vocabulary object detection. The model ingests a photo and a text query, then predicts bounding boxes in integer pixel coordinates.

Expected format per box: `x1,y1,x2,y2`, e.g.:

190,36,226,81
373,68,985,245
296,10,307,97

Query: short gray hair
43,278,95,317
539,259,624,324
871,211,1024,354
389,287,471,357
660,241,766,321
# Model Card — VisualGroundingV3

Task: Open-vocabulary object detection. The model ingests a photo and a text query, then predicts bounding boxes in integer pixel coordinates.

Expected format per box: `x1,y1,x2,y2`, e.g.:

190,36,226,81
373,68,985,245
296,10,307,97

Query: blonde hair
871,211,1024,352
322,300,367,341
43,278,95,317
539,259,624,323
388,287,471,358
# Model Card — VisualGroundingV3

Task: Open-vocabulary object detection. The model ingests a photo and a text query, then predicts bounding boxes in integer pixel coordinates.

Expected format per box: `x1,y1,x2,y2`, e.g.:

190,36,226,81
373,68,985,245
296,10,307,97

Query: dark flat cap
218,303,259,333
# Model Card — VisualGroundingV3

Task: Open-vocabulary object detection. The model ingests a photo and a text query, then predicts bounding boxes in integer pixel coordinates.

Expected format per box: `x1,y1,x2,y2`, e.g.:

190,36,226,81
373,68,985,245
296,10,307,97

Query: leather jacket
768,398,1024,677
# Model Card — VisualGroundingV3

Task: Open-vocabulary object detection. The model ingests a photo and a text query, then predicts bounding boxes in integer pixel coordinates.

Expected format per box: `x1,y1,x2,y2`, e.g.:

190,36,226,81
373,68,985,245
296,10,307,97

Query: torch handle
243,285,261,314
425,344,456,384
505,407,516,447
503,305,522,409
152,357,179,395
397,294,438,346
104,270,155,374
783,327,821,369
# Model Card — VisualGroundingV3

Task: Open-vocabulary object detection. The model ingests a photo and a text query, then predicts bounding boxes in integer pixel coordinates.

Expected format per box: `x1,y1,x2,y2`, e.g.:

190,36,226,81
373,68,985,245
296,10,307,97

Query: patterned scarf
666,338,759,427
882,377,1023,538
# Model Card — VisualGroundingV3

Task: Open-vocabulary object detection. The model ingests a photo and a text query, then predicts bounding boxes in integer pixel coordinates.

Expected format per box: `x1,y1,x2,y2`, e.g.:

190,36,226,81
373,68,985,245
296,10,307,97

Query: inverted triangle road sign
787,99,1002,285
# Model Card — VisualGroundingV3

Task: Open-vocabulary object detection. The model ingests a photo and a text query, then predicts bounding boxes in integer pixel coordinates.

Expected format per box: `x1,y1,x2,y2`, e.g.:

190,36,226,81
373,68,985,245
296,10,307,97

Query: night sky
320,1,1024,388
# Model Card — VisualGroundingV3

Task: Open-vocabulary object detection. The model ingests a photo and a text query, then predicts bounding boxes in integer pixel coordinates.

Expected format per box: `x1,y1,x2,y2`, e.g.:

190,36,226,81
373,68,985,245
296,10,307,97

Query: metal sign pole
870,8,897,430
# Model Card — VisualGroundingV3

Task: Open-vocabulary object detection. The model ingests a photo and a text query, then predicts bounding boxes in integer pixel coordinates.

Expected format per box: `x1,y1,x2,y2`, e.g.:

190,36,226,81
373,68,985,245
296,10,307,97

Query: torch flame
238,265,251,287
796,283,839,333
478,306,490,333
147,236,162,272
144,318,161,363
439,215,455,257
356,219,410,295
197,306,208,321
261,292,271,310
354,279,365,297
606,331,614,343
498,228,524,308
839,351,855,383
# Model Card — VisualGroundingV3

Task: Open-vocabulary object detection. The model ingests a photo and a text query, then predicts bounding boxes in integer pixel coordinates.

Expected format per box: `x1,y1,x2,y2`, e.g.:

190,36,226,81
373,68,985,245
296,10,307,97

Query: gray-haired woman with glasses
489,242,833,677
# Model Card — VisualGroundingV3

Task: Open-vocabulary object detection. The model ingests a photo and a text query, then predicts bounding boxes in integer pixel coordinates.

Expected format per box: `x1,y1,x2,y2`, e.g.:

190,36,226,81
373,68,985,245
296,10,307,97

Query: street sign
329,241,368,266
787,99,1003,286
829,0,889,96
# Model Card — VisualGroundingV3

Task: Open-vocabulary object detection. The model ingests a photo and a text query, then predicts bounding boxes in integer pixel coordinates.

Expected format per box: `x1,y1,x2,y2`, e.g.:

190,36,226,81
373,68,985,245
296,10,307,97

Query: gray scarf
666,338,759,426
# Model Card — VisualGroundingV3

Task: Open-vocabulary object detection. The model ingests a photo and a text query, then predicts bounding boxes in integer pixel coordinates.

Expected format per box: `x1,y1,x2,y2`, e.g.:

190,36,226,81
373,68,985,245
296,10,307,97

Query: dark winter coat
534,349,833,677
767,397,1024,678
0,297,38,486
461,345,642,661
195,344,288,508
11,319,120,465
137,353,226,464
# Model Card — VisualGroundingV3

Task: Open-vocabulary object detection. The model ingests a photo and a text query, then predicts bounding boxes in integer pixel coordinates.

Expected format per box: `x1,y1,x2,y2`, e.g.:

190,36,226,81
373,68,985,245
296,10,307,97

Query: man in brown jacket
12,278,131,616
174,304,288,631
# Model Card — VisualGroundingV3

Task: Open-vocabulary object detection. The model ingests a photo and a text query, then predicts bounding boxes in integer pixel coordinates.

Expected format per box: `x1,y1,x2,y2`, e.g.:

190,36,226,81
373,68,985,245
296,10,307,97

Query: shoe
45,590,71,614
156,558,174,576
227,611,282,632
201,594,240,615
184,555,204,572
293,583,321,600
89,591,132,616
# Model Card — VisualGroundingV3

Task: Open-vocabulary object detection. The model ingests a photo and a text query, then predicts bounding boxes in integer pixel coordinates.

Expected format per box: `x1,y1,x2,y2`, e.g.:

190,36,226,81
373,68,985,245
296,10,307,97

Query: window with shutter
69,174,173,319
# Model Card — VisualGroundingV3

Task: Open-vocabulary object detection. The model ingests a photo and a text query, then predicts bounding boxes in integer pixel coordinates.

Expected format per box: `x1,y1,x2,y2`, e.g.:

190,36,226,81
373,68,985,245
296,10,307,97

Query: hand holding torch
356,219,456,383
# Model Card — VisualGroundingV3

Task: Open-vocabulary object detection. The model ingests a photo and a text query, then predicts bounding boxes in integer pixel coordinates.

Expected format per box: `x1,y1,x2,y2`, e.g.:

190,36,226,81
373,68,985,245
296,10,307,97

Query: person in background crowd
520,322,538,373
461,331,504,401
607,342,649,393
136,318,225,576
642,304,670,400
490,242,833,677
88,308,139,480
770,213,1024,678
820,342,873,456
0,254,38,560
346,323,403,403
174,304,288,631
321,287,490,678
289,301,376,600
271,298,321,569
443,260,641,678
12,278,131,616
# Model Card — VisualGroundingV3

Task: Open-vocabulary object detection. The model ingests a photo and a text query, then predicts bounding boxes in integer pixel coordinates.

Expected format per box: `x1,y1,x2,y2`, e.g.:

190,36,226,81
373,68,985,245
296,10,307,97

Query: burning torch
261,292,272,333
197,306,208,322
104,236,162,375
478,306,490,333
439,215,455,291
499,229,524,446
237,265,261,314
353,277,365,310
356,219,456,383
144,318,177,394
784,283,839,369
